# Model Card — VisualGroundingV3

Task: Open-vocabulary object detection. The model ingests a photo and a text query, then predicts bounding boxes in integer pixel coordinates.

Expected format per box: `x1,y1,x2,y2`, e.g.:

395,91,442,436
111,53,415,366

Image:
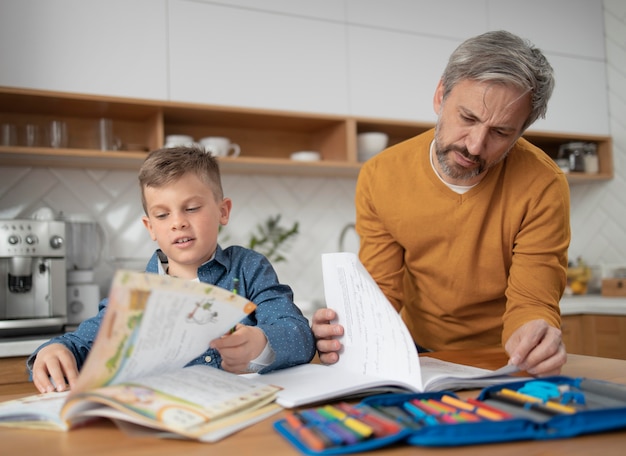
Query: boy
29,146,316,393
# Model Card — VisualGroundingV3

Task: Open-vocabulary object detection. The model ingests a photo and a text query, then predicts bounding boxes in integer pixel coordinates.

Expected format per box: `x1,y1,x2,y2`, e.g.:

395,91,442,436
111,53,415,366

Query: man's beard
433,126,513,182
434,141,486,182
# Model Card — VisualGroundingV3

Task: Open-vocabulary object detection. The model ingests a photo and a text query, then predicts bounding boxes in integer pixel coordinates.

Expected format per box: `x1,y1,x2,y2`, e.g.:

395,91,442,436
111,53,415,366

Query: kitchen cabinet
561,314,626,360
168,1,349,114
0,86,614,181
0,356,29,388
0,0,168,101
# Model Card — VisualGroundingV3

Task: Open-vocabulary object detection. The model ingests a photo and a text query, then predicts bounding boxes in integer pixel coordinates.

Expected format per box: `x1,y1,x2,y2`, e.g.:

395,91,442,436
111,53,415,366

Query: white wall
0,0,624,316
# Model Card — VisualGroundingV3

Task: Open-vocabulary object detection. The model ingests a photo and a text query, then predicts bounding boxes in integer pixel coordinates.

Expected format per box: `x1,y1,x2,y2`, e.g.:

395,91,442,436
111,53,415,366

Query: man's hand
32,344,79,393
311,308,344,365
210,324,266,374
505,319,566,376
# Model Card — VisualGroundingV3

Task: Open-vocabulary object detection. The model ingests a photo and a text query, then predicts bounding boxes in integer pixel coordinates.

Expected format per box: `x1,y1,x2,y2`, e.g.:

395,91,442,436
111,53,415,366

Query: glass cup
23,124,41,147
49,120,68,148
1,123,18,146
98,118,120,150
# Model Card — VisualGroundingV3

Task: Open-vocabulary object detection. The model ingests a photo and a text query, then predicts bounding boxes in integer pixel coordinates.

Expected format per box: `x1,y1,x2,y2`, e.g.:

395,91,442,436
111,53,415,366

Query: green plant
247,214,299,263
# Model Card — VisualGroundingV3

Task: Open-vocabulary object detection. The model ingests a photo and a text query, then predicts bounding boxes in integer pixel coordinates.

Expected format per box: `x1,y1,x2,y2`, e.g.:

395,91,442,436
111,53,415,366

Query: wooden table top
1,347,625,456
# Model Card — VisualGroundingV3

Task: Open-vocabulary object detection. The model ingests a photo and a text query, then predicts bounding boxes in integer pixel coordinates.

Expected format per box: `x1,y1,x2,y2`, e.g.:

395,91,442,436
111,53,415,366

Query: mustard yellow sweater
356,129,570,350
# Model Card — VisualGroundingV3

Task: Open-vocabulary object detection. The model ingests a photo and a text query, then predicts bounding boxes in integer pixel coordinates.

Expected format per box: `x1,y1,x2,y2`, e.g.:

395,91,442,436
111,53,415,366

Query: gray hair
440,30,555,131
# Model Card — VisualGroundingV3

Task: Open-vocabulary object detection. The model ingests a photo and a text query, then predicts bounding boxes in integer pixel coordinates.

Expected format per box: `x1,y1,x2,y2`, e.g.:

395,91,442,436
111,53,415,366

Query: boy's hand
32,344,79,393
311,308,344,365
210,324,266,374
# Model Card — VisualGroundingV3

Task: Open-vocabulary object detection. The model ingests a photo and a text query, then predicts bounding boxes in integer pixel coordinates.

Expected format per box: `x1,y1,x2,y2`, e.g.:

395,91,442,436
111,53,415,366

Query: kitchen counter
560,294,626,316
0,334,59,358
0,297,624,359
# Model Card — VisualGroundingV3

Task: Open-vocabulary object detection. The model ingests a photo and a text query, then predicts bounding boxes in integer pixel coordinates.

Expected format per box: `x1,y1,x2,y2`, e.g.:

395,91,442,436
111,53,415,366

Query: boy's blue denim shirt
27,245,315,377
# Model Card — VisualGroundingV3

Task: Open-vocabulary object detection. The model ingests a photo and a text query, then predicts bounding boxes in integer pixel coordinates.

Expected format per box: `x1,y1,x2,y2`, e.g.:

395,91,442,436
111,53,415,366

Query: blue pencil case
272,376,626,454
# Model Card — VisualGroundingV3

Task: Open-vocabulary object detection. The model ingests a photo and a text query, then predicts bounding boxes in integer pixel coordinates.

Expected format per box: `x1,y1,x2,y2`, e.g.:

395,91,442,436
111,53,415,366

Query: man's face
432,79,532,186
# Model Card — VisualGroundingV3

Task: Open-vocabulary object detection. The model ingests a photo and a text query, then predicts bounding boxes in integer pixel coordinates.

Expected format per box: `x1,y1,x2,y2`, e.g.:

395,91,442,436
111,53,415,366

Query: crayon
577,378,626,403
493,390,576,415
319,405,374,438
440,395,476,412
466,398,513,420
335,402,402,436
402,400,440,425
371,404,423,430
284,412,328,451
325,421,360,445
301,408,363,445
424,398,458,414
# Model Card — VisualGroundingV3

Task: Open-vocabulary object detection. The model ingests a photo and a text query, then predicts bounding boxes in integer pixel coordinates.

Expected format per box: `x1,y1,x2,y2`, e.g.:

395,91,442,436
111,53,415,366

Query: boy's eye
155,213,168,220
186,206,200,212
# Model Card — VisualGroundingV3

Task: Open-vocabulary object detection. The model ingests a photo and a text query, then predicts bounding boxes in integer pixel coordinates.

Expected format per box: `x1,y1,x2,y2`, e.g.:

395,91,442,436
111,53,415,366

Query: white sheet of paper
322,252,423,389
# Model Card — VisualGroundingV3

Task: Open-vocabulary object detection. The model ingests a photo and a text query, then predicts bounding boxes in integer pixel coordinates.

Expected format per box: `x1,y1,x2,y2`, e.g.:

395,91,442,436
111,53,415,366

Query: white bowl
357,132,389,162
290,151,321,162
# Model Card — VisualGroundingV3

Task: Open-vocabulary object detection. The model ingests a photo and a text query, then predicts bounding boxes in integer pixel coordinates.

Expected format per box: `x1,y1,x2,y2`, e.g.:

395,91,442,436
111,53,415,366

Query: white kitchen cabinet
532,55,609,135
489,0,606,59
195,0,346,21
346,26,457,121
167,0,349,114
345,0,487,40
0,0,168,100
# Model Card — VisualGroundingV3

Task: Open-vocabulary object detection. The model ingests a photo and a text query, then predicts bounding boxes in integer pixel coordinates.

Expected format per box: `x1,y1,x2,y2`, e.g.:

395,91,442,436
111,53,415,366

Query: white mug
164,134,195,148
200,136,240,158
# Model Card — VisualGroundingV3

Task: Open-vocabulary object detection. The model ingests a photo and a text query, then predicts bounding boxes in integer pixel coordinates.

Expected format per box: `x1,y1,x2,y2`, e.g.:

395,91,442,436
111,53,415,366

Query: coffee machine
0,218,67,336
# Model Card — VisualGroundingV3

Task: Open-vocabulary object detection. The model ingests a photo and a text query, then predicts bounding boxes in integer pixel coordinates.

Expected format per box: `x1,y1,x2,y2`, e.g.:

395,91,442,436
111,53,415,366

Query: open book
0,270,282,442
252,252,521,408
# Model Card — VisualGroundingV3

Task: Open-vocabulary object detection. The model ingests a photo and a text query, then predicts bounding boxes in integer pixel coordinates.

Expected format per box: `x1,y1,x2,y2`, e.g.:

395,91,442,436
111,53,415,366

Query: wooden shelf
0,146,362,177
0,86,614,181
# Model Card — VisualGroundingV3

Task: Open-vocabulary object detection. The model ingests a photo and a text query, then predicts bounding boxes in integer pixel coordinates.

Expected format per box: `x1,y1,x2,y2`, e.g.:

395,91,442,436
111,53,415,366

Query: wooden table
1,347,626,455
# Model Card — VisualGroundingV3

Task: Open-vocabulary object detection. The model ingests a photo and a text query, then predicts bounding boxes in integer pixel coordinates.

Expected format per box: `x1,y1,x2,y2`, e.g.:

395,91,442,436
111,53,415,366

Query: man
313,30,570,376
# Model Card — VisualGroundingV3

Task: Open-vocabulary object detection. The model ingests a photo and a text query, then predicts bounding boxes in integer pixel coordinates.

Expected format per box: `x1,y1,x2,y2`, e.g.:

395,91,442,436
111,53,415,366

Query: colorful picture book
0,270,281,442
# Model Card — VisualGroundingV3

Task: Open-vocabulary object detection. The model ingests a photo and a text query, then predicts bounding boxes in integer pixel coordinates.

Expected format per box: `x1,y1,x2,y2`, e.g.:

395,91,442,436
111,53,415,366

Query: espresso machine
0,218,67,336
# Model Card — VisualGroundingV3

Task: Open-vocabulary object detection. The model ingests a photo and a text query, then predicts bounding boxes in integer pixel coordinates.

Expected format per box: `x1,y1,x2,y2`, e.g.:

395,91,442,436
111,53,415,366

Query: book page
70,271,257,394
0,392,70,430
322,252,422,389
420,357,522,391
63,365,279,437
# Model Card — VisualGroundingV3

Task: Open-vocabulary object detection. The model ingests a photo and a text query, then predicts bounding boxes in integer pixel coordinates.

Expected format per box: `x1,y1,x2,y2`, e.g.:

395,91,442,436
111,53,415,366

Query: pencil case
272,376,626,455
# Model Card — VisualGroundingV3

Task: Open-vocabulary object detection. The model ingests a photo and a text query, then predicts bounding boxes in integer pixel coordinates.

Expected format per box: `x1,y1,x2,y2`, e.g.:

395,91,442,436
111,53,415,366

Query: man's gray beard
435,146,484,182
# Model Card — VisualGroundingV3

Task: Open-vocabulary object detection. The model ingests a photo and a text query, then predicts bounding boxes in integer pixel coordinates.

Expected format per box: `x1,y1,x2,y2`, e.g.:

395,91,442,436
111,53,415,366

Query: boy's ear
142,215,157,241
219,197,232,225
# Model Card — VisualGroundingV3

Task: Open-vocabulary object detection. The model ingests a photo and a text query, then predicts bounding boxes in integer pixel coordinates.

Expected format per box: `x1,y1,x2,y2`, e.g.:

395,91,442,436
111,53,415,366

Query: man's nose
465,126,488,155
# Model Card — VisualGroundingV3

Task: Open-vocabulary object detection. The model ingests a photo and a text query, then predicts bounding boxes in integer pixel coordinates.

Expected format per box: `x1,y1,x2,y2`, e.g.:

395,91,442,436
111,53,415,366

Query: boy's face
141,172,231,279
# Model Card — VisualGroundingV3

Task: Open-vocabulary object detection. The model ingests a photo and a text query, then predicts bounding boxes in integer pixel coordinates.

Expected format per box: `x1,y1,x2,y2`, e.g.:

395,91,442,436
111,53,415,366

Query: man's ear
433,78,445,114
